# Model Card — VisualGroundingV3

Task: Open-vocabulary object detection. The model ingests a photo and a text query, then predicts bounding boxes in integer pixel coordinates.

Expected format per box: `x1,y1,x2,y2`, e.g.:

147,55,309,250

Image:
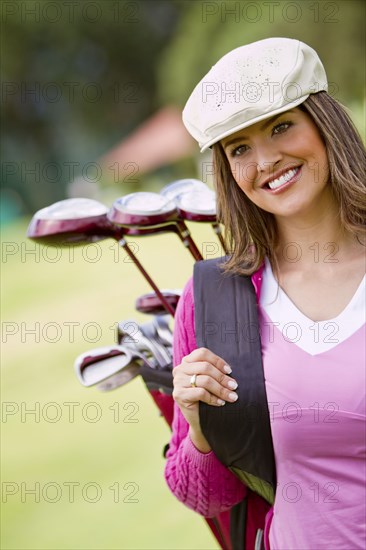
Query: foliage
1,0,189,213
157,0,366,107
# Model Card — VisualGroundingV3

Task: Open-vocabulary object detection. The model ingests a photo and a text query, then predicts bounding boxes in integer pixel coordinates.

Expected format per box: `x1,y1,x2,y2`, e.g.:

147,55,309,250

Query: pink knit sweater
164,268,263,517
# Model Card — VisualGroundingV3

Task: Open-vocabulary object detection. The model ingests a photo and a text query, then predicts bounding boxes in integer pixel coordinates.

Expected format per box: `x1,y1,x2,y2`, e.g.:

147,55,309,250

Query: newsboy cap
182,37,328,152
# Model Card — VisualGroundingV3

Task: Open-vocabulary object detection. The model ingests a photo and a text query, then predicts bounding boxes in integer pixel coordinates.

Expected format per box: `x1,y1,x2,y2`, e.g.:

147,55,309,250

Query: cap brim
200,94,310,152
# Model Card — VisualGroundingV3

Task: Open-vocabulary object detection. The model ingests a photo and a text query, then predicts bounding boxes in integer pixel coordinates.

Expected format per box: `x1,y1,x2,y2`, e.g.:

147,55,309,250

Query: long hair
213,92,366,276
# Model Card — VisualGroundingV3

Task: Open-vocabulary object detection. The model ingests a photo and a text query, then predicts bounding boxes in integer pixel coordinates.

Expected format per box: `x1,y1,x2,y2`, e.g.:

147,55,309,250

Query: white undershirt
260,257,366,356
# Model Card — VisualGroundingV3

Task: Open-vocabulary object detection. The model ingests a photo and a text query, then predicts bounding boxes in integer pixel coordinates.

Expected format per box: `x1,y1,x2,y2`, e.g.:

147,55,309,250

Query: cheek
229,160,257,187
318,148,330,179
302,140,329,180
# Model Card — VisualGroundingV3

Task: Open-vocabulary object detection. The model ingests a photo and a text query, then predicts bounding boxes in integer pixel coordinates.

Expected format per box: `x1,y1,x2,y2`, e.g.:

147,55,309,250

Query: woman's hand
172,348,238,453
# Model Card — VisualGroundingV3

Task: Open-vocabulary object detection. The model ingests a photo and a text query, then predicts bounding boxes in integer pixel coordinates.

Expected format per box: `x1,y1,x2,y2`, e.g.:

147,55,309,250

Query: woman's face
221,108,330,220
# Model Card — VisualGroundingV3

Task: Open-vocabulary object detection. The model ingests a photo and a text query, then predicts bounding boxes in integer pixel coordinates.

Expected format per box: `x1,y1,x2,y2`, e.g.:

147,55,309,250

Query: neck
274,196,358,269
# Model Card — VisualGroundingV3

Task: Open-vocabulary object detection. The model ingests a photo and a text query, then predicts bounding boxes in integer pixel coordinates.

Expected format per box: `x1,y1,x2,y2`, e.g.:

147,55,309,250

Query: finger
173,361,238,396
184,347,232,374
173,386,227,407
188,373,238,403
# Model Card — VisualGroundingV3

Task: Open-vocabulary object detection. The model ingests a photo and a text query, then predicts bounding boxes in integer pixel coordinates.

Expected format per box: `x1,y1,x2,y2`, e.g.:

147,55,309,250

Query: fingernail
228,380,238,390
223,364,232,374
228,392,238,402
217,399,226,406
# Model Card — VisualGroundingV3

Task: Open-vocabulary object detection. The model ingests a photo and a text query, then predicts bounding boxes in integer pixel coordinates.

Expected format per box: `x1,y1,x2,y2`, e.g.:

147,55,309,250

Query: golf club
27,198,176,316
139,320,172,363
117,319,171,368
74,340,174,393
161,179,228,254
108,192,203,261
152,314,173,347
96,365,141,391
135,290,181,316
74,343,154,387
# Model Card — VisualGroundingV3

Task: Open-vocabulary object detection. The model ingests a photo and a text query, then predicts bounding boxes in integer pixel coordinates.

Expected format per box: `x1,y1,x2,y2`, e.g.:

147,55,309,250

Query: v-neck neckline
259,257,365,356
263,257,366,324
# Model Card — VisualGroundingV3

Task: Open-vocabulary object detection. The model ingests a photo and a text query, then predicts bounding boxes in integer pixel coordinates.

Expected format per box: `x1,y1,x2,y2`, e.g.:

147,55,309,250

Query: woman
164,38,366,549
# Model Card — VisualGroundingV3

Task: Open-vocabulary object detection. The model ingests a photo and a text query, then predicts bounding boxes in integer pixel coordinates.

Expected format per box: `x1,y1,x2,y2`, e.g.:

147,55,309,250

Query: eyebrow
223,110,295,149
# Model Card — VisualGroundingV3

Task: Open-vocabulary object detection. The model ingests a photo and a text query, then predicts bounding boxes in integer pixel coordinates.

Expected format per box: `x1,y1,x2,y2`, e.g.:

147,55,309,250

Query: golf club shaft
176,221,203,261
119,238,176,317
124,222,202,262
212,222,229,255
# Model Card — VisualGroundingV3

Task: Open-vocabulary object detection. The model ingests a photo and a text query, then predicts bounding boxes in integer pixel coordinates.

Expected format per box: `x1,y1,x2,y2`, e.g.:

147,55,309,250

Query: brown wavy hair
213,92,366,275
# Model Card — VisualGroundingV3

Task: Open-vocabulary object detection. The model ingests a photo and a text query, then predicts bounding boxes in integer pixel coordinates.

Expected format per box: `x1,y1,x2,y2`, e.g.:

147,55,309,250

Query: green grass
1,219,222,550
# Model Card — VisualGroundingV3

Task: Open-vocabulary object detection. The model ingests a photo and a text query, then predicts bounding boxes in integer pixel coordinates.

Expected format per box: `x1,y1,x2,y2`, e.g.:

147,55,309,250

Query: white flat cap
182,37,328,152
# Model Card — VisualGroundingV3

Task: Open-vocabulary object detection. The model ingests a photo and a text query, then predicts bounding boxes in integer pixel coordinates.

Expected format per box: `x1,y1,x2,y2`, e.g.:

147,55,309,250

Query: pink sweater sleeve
164,276,246,518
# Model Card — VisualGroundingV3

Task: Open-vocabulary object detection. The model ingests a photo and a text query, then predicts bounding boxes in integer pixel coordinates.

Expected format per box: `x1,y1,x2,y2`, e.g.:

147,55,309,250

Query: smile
262,166,302,192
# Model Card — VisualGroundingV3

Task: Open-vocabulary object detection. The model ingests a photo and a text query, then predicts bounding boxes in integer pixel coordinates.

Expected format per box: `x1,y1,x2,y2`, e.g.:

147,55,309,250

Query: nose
255,141,282,176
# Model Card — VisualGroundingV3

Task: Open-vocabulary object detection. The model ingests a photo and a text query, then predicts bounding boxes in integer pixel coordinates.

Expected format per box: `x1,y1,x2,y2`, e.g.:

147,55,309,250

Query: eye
272,121,293,135
230,144,250,158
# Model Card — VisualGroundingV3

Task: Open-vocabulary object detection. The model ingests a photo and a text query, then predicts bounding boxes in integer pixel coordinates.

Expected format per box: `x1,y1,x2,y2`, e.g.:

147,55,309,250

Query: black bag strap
193,257,276,503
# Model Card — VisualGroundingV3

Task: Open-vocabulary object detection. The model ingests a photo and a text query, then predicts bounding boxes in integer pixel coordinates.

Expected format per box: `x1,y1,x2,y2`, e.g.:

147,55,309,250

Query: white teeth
268,168,298,190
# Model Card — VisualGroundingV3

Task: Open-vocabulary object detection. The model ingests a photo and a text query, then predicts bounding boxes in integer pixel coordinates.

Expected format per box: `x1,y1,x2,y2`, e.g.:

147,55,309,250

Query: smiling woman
164,37,366,550
221,108,329,215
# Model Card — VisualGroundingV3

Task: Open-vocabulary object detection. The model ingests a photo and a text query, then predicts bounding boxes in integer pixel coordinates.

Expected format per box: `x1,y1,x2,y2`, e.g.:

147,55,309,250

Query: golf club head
27,198,121,246
161,178,218,222
74,344,152,387
108,192,178,227
135,290,181,315
152,314,173,347
108,191,203,262
160,178,209,201
174,188,217,222
122,223,182,238
162,182,227,252
96,363,141,391
117,319,171,368
139,321,172,366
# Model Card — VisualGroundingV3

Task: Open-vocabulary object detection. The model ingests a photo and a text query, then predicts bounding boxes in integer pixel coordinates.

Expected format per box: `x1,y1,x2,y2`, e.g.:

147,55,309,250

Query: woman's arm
164,277,246,517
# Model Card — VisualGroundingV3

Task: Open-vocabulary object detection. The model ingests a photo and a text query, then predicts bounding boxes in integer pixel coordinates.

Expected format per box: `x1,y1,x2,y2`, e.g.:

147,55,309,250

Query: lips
261,166,302,191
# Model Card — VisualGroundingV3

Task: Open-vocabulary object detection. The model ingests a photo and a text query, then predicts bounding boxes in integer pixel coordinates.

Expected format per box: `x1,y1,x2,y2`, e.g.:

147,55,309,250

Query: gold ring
190,374,198,388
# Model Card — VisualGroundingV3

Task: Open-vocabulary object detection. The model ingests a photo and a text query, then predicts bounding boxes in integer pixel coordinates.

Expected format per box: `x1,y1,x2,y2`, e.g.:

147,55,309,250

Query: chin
269,202,311,219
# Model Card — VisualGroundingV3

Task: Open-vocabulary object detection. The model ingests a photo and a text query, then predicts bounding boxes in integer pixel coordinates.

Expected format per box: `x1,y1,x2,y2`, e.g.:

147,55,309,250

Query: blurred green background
1,1,365,548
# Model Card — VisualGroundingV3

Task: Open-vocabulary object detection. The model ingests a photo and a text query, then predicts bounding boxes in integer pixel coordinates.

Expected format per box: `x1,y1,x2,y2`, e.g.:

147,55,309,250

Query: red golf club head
108,191,203,262
27,198,122,246
135,291,181,315
108,192,178,226
160,178,209,201
174,188,217,222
